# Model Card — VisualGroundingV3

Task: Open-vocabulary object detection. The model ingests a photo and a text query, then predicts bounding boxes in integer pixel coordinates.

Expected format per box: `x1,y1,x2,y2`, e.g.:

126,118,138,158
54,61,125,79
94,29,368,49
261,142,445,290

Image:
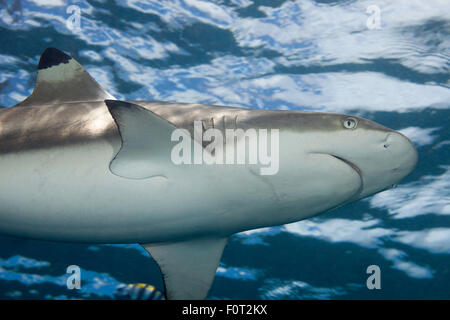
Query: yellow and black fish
114,283,164,300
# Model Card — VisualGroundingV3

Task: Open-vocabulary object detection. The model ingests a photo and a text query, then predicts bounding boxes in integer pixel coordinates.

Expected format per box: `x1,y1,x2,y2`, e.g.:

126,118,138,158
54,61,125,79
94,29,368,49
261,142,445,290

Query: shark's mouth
331,155,364,199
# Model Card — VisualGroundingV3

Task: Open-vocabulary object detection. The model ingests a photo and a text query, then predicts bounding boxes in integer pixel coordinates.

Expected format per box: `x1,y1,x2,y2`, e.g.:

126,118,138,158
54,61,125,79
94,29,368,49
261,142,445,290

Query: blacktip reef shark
0,48,417,300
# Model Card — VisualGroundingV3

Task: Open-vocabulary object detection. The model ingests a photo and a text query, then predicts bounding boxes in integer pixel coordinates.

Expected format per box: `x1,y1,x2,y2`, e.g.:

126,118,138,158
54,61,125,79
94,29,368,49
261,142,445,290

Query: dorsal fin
16,48,115,107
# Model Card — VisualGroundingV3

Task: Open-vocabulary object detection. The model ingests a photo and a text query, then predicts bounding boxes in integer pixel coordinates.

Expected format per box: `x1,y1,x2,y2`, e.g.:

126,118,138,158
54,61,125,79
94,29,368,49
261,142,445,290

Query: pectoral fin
105,100,182,179
141,237,228,300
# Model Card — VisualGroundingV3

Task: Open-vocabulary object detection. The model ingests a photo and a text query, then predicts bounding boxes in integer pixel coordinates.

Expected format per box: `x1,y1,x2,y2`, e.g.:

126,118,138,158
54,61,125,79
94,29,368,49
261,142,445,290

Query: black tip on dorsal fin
38,47,71,70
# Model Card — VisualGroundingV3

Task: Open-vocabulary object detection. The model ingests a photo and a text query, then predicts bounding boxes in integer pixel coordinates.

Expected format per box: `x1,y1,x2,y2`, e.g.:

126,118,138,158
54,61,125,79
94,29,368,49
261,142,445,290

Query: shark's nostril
383,133,392,149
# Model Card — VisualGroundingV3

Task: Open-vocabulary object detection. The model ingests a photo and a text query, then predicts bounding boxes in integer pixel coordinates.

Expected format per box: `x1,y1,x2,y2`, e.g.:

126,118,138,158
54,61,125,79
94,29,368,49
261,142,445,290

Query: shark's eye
343,117,358,129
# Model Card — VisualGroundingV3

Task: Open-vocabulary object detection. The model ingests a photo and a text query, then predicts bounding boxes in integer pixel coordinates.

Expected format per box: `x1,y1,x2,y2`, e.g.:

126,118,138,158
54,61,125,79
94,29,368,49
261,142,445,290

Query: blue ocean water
0,0,449,300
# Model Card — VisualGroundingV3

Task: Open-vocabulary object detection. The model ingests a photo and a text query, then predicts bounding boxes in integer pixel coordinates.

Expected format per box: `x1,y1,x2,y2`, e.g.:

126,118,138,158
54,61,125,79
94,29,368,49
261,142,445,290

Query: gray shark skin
0,48,418,300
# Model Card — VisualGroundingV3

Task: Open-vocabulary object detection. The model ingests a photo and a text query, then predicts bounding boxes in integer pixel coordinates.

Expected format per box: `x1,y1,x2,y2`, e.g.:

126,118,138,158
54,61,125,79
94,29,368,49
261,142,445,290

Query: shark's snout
353,129,418,200
385,132,418,176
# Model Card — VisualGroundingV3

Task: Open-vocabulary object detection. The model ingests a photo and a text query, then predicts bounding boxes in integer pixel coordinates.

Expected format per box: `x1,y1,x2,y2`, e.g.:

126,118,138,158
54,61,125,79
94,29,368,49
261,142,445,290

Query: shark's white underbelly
0,132,362,243
0,140,226,242
0,138,268,242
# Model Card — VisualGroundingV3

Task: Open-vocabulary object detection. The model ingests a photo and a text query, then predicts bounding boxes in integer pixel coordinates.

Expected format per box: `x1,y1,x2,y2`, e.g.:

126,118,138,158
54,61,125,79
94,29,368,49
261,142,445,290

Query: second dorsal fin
17,47,115,107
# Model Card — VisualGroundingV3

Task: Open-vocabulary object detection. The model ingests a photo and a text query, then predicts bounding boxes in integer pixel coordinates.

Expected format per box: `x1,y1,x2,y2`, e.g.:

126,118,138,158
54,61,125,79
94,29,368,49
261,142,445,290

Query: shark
0,48,418,299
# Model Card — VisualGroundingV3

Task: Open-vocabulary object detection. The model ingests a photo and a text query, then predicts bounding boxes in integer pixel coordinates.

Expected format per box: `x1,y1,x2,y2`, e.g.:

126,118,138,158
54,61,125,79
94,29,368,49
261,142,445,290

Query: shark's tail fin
16,47,115,107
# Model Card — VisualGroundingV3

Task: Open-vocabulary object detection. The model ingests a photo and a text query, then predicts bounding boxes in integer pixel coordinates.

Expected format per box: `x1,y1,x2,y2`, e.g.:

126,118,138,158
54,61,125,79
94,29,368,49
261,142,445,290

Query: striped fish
114,283,165,300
